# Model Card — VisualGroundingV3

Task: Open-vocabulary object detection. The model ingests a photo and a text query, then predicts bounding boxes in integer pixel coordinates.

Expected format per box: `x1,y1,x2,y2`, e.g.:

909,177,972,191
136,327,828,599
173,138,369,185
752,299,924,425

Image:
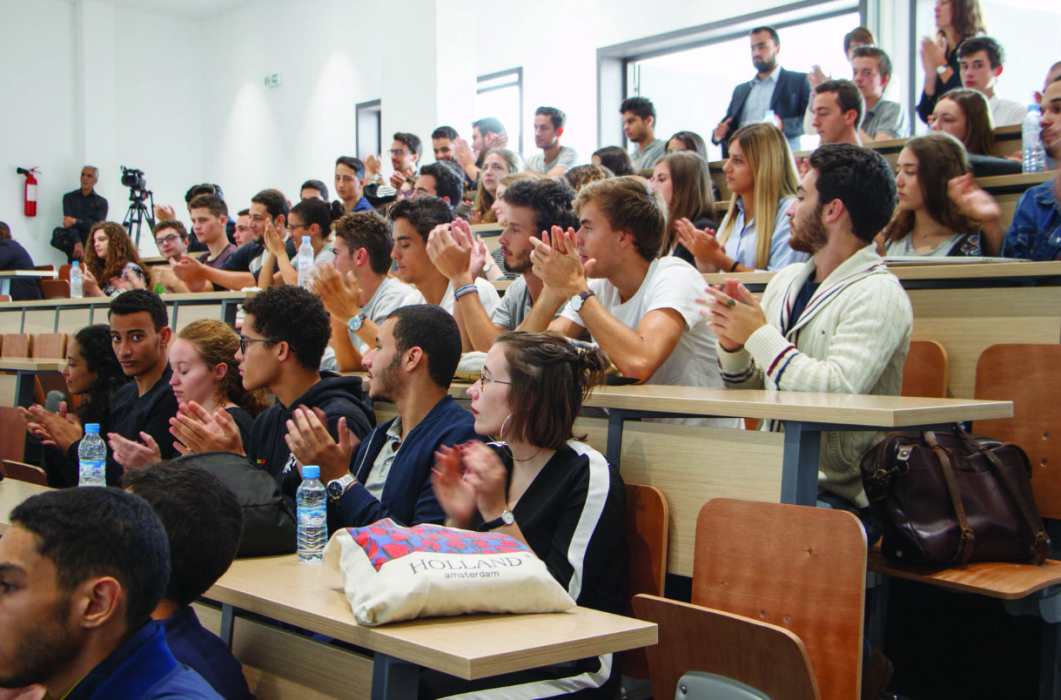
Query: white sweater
718,244,913,507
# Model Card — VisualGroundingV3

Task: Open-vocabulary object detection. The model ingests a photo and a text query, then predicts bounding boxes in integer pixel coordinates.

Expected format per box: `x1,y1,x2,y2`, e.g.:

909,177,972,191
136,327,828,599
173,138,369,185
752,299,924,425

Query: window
476,68,523,155
356,100,381,160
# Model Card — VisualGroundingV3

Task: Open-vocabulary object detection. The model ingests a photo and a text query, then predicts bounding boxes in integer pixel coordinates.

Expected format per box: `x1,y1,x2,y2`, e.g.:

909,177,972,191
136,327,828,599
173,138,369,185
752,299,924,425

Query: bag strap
954,424,1051,565
924,431,976,565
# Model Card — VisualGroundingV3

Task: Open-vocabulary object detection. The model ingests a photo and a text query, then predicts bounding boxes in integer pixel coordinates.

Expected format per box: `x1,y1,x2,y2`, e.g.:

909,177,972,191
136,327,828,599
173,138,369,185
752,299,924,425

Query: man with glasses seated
362,132,424,207
153,219,193,293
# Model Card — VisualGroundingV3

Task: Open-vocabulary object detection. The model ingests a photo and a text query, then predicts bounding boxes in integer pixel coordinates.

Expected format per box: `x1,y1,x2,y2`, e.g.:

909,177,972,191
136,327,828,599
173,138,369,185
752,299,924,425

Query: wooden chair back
693,499,867,700
1,460,48,486
1,334,31,358
0,408,26,463
39,279,71,299
974,344,1061,519
622,484,669,679
633,595,819,700
0,295,10,303
33,264,56,273
31,333,67,359
59,264,72,282
901,340,949,398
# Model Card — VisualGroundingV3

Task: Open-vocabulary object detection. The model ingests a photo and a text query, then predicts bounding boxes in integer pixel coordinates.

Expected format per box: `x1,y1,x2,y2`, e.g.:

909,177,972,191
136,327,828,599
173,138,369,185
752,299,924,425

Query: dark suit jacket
715,67,811,157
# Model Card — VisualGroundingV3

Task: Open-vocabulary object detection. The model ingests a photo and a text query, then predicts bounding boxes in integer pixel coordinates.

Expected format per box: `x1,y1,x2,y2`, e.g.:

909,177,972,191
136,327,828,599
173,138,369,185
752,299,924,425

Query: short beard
503,249,532,274
0,596,79,690
789,205,829,255
753,56,776,73
369,354,402,404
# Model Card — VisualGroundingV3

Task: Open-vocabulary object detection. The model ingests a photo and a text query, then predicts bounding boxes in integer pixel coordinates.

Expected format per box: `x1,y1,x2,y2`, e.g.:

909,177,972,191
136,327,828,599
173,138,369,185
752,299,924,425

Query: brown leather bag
860,425,1050,566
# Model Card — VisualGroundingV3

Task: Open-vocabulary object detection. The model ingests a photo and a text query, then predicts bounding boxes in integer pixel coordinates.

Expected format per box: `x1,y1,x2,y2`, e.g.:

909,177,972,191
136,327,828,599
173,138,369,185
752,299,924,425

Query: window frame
477,67,524,155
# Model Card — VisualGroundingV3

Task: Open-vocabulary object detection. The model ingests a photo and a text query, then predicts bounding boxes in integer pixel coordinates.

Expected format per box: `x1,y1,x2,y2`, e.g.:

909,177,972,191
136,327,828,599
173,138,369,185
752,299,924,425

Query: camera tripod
122,188,156,248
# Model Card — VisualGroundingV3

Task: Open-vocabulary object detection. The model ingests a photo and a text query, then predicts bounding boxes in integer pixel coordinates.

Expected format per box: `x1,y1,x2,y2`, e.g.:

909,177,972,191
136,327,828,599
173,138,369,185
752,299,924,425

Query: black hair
957,36,1005,70
242,286,331,371
808,143,897,243
432,126,459,141
10,488,170,630
122,462,243,609
851,46,893,84
815,79,865,129
184,183,219,204
237,208,250,217
388,196,455,242
620,96,656,121
501,178,579,237
335,156,366,180
418,162,464,205
592,146,635,176
535,106,566,130
301,179,330,200
0,221,9,240
333,212,394,275
73,324,132,425
290,197,333,237
251,189,290,220
751,26,780,45
387,305,462,389
393,132,423,159
108,289,168,332
473,117,506,137
152,219,188,240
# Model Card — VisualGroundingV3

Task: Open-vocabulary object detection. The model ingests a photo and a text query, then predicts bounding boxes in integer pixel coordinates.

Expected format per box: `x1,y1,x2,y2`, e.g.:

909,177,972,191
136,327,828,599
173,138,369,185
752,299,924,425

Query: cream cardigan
718,244,913,507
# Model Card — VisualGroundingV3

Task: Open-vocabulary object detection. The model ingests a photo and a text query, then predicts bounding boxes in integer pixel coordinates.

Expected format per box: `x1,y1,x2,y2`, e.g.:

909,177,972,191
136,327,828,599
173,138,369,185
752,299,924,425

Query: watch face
327,481,345,499
501,510,515,525
348,314,365,332
570,294,583,312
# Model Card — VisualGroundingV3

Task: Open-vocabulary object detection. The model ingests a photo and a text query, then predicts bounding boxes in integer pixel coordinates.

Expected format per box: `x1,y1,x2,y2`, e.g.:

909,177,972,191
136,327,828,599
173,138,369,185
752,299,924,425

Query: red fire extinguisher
17,167,38,217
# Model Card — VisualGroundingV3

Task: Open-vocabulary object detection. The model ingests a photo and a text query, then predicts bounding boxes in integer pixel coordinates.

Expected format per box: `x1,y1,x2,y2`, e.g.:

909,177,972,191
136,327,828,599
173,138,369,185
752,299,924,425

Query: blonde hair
178,319,271,417
716,124,799,270
473,149,523,223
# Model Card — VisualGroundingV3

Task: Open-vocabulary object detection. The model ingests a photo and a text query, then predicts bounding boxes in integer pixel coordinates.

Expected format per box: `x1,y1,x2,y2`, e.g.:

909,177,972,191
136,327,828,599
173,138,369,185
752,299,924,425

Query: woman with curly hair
471,148,523,224
82,221,147,296
108,318,271,470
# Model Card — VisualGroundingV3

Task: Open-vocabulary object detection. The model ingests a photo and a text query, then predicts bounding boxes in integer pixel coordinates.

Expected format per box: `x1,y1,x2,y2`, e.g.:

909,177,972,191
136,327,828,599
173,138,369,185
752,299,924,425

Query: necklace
509,445,543,462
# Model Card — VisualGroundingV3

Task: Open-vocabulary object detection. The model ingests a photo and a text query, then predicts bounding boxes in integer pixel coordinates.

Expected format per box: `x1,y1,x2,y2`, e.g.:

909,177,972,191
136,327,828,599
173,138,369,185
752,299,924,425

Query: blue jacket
65,621,223,700
333,395,481,529
716,67,811,157
162,606,255,700
1003,178,1061,261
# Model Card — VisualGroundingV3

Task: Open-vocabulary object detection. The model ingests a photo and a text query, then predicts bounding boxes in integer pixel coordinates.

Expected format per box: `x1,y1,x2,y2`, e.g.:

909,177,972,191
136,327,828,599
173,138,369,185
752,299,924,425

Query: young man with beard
426,178,578,351
700,142,911,535
285,304,479,529
526,107,578,177
621,96,666,170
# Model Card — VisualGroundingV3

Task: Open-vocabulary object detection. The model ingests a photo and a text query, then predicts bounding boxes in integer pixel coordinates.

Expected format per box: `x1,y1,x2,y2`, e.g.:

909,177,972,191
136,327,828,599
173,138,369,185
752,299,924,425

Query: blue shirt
353,196,375,212
65,621,223,700
1003,178,1061,261
162,606,255,700
739,65,781,128
722,197,807,271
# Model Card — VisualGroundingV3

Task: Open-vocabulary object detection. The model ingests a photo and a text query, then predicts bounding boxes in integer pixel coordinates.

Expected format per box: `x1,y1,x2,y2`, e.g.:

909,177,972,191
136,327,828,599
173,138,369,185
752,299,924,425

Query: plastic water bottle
1023,105,1046,174
78,424,106,487
297,465,327,563
297,239,315,289
69,261,83,299
763,109,776,125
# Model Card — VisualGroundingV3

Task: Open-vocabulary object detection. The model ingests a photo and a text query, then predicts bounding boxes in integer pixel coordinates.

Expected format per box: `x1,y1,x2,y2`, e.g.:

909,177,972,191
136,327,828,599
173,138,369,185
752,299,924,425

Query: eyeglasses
389,149,411,157
155,234,182,247
479,370,511,387
288,223,306,230
238,336,277,354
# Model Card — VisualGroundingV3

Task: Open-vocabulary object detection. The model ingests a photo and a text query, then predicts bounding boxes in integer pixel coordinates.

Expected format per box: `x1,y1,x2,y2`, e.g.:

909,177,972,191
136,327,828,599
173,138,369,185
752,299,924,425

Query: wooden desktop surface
0,359,64,371
0,270,57,279
701,260,1061,287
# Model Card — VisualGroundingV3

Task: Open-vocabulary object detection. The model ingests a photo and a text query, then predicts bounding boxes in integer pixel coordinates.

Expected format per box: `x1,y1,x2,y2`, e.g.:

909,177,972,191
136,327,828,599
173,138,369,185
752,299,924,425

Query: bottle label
79,460,106,486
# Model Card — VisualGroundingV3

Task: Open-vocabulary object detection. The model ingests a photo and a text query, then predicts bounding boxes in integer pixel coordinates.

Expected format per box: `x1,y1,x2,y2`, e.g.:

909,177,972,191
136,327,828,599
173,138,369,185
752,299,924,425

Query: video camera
120,166,147,191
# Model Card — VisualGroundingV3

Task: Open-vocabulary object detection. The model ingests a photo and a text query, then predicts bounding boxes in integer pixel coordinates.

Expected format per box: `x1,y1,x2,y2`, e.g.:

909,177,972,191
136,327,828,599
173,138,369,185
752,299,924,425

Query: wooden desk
0,359,64,408
0,478,51,534
0,270,57,296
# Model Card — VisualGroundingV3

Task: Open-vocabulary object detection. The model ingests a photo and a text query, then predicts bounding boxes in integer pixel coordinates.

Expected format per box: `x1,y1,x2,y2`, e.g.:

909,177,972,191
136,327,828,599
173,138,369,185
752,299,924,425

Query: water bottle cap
72,261,79,268
85,423,100,433
302,465,320,479
1029,104,1040,111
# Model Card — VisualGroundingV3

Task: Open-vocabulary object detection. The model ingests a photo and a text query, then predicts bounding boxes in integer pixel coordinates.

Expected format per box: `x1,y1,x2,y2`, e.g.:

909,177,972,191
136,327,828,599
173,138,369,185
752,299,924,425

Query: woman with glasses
429,331,626,700
107,318,270,469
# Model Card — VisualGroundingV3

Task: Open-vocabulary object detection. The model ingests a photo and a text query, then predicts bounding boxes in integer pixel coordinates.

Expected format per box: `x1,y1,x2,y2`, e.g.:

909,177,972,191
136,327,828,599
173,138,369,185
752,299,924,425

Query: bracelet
729,260,740,273
454,284,478,300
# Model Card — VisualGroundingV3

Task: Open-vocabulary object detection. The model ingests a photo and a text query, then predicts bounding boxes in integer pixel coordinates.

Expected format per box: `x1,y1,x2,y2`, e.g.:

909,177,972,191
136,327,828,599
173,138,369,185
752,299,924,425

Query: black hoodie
247,372,375,501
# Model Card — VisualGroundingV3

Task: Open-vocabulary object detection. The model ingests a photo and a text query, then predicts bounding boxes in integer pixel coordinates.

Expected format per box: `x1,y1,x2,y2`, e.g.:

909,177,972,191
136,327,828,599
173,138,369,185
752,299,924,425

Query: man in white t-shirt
958,37,1027,127
525,176,739,428
525,106,578,177
390,197,499,327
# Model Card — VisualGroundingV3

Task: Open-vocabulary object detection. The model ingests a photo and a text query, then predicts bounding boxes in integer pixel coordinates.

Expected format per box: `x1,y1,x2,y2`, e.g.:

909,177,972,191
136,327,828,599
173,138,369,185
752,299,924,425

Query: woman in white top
676,123,805,272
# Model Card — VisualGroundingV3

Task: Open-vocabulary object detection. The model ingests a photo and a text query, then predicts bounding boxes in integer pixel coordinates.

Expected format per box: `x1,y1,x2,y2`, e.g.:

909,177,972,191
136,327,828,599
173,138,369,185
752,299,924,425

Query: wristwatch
569,289,595,312
479,510,516,531
347,313,366,333
482,258,493,274
326,473,356,501
936,64,949,76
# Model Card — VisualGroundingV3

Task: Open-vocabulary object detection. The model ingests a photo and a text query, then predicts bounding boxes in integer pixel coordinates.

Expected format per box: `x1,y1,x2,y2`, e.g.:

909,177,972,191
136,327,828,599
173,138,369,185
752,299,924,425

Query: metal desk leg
780,422,821,506
14,371,36,408
1040,621,1060,700
219,603,235,648
606,409,625,469
372,653,420,700
865,572,890,651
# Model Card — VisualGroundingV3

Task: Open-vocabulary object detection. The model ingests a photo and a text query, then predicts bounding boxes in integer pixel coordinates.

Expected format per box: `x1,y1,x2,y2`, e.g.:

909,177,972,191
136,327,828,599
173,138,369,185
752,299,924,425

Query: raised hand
453,137,477,169
108,431,162,471
431,443,478,528
286,407,360,484
697,283,768,351
460,441,509,522
313,263,362,323
713,117,733,143
364,153,382,178
676,218,722,265
154,204,177,221
426,222,474,285
169,401,244,456
529,227,590,298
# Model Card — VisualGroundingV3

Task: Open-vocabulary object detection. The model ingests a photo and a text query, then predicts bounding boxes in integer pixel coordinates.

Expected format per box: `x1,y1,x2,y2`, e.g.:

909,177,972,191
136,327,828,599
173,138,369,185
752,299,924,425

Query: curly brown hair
178,319,271,417
85,222,145,285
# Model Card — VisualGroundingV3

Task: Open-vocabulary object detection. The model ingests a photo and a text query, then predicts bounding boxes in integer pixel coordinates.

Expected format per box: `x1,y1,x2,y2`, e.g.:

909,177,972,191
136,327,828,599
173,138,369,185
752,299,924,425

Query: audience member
300,179,329,201
713,26,811,156
53,165,107,262
258,197,334,288
811,79,864,146
621,96,666,169
397,174,417,200
929,88,1022,176
472,148,522,224
851,47,910,140
452,117,509,189
591,146,636,176
1004,75,1061,260
525,177,739,428
153,220,192,293
232,209,253,247
332,156,374,217
917,0,986,124
703,143,910,545
287,305,479,530
485,173,538,283
665,131,709,159
415,161,465,207
682,123,803,272
425,331,625,700
26,324,130,488
122,463,253,700
169,286,374,502
189,194,237,270
155,184,226,252
526,107,578,177
314,211,411,371
881,132,1000,256
562,164,614,193
389,132,423,188
0,488,223,699
427,179,578,352
0,222,42,301
109,318,271,468
650,152,717,268
808,26,875,89
431,126,459,163
958,36,1026,126
82,222,147,297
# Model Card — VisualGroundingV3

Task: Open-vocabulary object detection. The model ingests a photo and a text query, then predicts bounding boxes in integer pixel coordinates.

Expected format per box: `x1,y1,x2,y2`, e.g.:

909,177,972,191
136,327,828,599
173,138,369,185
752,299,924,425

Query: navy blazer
715,67,811,157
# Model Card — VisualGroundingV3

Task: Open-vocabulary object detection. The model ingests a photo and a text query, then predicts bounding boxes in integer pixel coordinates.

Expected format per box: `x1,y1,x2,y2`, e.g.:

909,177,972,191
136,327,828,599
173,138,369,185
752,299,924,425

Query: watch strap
478,510,515,531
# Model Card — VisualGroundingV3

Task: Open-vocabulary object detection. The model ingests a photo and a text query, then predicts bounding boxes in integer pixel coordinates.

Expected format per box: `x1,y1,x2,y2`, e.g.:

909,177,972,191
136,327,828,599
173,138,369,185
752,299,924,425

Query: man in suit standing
712,26,811,157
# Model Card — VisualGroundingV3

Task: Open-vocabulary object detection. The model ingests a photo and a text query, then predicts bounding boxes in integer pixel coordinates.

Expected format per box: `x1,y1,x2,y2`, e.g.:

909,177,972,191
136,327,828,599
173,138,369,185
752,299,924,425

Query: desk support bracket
781,422,820,507
372,653,420,700
219,603,235,648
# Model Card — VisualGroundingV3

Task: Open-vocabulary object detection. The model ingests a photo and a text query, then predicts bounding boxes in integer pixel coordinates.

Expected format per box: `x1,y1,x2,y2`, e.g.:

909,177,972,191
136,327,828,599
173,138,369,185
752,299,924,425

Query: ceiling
100,0,259,20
